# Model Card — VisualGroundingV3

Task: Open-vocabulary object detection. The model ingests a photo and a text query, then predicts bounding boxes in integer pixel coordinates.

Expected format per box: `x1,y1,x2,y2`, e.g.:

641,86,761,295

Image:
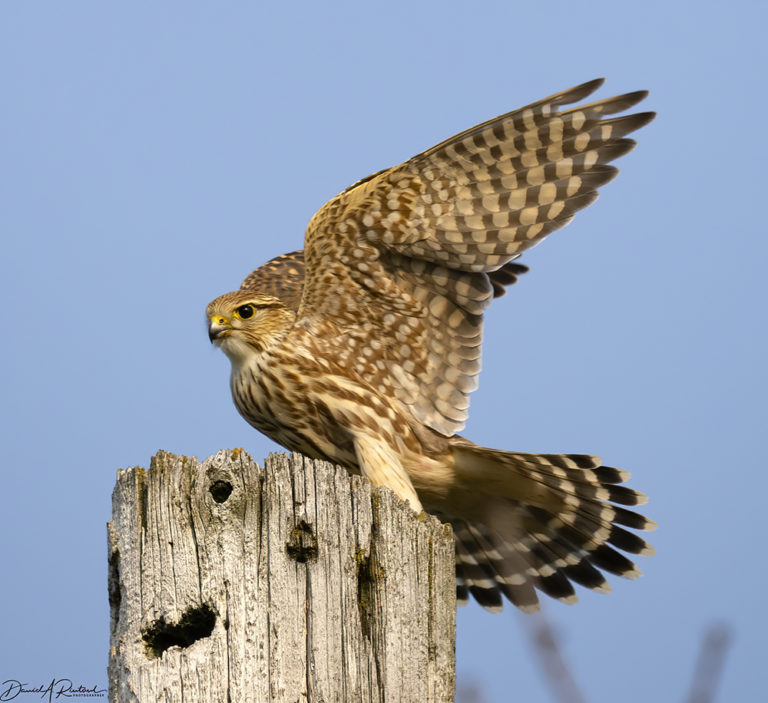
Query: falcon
207,79,656,612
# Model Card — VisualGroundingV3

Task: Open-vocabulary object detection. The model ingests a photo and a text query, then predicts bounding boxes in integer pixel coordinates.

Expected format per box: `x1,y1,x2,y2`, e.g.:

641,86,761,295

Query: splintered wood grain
108,450,455,702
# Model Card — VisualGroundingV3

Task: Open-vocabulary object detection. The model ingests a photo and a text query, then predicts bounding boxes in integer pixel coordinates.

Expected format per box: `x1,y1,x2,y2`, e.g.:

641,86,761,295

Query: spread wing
294,78,654,436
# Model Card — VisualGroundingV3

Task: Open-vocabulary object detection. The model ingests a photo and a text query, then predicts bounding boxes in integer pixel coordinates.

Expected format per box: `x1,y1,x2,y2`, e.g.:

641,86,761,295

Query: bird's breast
229,353,360,467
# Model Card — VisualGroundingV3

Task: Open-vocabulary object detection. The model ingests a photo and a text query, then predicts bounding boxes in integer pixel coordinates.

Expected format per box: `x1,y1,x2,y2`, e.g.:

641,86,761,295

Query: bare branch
523,613,589,703
685,622,733,703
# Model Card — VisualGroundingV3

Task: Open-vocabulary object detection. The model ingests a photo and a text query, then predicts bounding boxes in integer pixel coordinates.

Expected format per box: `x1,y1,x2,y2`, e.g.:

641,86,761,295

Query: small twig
685,622,732,703
523,612,589,703
455,680,486,703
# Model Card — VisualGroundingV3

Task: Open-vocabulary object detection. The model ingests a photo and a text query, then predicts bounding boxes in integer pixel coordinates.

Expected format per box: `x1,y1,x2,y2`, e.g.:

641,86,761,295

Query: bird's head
206,291,295,364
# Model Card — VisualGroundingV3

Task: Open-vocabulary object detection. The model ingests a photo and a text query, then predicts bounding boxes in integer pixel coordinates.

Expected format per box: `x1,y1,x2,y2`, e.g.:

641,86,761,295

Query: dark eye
236,304,255,319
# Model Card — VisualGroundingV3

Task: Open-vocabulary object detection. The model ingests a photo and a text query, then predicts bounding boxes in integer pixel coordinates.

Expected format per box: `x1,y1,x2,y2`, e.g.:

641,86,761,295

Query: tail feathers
448,443,655,612
502,450,651,507
454,520,539,612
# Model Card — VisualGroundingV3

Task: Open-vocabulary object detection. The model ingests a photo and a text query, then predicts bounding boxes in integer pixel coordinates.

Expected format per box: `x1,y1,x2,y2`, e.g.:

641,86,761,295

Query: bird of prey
207,78,656,612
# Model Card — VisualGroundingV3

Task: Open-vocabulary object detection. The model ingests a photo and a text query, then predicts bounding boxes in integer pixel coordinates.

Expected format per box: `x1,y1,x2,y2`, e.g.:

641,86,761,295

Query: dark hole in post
108,548,122,628
286,520,318,563
356,541,383,641
356,550,373,640
142,603,216,658
209,480,233,503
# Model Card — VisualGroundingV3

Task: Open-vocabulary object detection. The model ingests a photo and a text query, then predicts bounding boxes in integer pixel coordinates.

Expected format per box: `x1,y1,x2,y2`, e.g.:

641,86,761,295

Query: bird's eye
236,304,255,319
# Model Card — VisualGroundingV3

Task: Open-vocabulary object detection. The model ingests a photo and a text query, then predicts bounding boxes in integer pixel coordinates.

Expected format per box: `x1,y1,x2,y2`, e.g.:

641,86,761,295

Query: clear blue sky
1,2,765,701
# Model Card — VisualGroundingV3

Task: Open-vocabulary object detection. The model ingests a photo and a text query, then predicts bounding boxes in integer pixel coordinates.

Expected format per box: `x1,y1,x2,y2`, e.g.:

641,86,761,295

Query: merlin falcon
207,78,656,612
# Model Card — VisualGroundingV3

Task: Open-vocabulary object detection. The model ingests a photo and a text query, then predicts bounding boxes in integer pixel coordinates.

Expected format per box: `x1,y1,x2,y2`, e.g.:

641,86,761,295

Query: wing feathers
297,79,653,434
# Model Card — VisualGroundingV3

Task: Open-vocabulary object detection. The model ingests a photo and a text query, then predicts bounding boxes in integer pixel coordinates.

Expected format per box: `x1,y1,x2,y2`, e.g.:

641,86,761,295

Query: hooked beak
208,316,231,343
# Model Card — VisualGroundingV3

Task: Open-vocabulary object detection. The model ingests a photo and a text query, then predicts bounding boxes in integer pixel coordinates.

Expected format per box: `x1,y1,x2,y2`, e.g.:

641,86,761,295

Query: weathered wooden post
107,449,456,702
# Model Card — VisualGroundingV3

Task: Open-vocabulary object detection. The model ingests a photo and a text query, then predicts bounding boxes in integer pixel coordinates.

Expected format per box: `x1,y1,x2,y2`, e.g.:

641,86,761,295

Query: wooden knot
286,520,318,563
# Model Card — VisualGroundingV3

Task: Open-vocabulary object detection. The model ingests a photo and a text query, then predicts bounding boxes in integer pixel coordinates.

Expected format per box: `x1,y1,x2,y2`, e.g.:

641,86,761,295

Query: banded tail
445,441,656,612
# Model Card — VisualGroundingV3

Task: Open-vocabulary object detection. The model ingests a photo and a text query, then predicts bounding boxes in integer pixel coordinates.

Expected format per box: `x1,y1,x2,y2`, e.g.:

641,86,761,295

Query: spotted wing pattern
297,79,654,436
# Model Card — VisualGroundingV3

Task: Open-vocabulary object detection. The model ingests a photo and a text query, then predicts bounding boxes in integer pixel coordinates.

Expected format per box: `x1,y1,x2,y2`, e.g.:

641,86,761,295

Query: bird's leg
353,435,423,513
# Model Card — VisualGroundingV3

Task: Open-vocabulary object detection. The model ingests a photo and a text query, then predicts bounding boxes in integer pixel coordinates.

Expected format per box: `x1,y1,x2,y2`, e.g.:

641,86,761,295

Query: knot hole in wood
286,520,319,563
141,604,217,659
209,479,233,503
